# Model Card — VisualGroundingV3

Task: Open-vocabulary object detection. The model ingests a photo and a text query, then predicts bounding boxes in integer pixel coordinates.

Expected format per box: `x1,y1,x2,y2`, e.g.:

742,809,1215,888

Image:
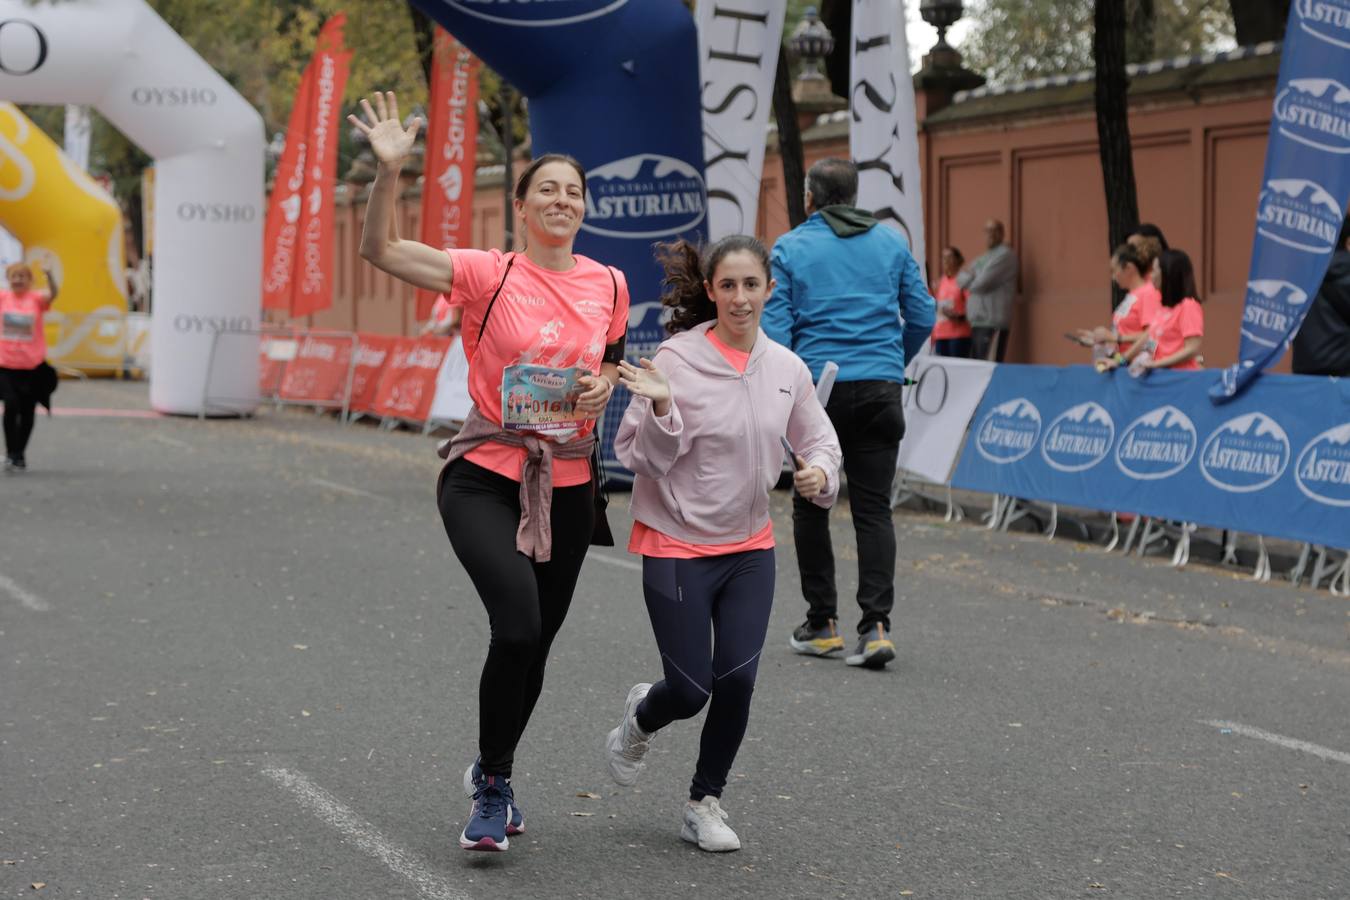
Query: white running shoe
680,796,741,852
604,682,653,786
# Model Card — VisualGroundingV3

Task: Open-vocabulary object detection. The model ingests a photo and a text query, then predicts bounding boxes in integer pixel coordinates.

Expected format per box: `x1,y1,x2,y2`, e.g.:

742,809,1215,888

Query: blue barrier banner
1213,0,1350,401
409,0,708,348
954,365,1350,549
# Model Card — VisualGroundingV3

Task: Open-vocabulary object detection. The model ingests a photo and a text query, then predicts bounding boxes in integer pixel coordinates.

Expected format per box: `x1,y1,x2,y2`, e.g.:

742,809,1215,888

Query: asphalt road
3,381,1348,899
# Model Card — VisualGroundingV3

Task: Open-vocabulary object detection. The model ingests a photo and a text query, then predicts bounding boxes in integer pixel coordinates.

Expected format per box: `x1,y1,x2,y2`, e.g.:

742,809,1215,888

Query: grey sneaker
604,682,653,786
789,618,844,656
844,624,896,668
680,796,740,852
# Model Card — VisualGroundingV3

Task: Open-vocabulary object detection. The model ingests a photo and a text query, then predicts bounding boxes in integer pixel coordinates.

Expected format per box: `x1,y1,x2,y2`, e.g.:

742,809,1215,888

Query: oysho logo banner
582,154,707,240
1296,422,1350,506
0,19,47,75
1041,401,1114,472
446,0,629,26
975,397,1042,464
1115,404,1197,480
177,201,257,223
132,87,218,106
1200,412,1291,493
1275,78,1350,153
1297,0,1350,49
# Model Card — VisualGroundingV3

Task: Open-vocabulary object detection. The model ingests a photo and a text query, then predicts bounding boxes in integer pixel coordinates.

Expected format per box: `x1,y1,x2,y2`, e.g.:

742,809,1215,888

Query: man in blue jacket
763,157,935,669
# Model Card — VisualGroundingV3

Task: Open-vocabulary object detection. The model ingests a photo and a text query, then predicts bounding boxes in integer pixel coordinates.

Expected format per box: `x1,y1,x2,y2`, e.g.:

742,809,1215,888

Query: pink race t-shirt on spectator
1148,297,1204,370
0,290,50,370
931,275,971,340
1113,281,1161,339
448,248,629,486
627,326,774,559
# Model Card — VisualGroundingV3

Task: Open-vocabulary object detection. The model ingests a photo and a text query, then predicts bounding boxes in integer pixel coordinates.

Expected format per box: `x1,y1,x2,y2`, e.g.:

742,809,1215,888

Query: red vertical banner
417,28,481,321
260,14,351,317
292,14,353,318
261,63,316,311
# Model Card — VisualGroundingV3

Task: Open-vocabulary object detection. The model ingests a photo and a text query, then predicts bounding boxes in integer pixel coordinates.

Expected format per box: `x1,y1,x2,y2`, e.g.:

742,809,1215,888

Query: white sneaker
680,796,740,852
604,682,652,786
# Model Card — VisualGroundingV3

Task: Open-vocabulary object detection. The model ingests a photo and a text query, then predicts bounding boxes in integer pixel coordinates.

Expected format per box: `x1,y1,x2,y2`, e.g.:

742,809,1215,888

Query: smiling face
7,266,32,292
514,160,585,249
706,249,773,351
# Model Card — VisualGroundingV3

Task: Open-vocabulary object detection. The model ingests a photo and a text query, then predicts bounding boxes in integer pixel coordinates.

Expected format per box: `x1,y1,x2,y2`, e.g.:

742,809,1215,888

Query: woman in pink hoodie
604,235,841,852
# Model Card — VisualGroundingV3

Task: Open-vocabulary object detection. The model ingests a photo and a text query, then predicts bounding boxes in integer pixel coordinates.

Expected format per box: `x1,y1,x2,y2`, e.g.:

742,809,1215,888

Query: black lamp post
919,0,965,53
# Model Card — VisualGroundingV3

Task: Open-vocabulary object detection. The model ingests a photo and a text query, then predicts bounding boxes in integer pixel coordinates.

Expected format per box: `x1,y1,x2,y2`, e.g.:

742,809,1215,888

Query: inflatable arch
409,0,708,345
0,102,128,370
0,0,264,414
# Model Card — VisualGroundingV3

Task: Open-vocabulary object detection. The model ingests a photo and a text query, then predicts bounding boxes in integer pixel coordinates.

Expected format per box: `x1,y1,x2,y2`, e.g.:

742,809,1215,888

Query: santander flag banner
850,0,927,277
696,0,785,240
1212,1,1350,401
417,28,481,321
261,14,351,317
292,15,352,317
261,60,315,311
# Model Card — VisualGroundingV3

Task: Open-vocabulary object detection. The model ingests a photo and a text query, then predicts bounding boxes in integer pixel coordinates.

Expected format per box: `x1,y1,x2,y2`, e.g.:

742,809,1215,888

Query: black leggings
635,549,775,801
0,368,38,460
438,458,594,778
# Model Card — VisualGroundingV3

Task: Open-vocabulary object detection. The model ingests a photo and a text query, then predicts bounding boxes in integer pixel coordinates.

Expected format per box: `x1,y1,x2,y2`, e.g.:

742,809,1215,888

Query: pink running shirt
447,249,629,486
1147,298,1204,370
1113,281,1161,339
0,290,51,370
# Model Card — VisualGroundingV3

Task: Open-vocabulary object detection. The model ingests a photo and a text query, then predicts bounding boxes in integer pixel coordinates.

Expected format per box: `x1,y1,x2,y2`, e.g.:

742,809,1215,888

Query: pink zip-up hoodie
615,321,842,546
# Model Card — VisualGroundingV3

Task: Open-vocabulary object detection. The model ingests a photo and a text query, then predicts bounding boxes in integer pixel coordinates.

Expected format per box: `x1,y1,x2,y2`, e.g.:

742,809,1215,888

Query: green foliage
961,0,1235,86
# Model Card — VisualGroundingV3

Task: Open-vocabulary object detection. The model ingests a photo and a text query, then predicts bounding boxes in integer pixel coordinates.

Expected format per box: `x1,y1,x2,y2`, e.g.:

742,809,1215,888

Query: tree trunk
820,0,851,101
772,40,807,229
1228,0,1291,46
1094,0,1141,311
408,5,436,90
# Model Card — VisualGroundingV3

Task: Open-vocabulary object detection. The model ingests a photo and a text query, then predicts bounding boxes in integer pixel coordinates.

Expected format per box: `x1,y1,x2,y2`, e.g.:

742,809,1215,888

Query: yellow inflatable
0,102,127,372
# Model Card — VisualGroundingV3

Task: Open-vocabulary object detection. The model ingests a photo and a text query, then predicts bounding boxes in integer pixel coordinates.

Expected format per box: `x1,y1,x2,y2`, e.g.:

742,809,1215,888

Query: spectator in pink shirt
1102,249,1203,373
931,246,971,358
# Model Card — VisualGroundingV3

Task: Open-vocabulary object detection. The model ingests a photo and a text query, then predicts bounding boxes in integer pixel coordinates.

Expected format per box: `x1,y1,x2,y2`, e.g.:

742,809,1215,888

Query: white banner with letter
850,0,926,275
696,0,785,239
898,355,996,484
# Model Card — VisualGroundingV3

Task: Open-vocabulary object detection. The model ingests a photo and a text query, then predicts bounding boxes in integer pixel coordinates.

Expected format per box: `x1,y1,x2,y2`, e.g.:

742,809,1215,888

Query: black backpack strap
601,266,626,364
474,252,518,354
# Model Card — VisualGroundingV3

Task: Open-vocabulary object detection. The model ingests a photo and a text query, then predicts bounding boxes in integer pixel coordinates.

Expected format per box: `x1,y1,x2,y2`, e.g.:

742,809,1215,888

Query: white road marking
587,553,643,572
262,767,471,900
309,478,388,502
1202,719,1350,766
0,572,51,612
151,433,192,450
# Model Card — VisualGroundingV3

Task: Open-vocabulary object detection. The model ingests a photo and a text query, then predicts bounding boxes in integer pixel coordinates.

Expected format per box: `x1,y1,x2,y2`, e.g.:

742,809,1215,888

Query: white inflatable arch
0,0,263,414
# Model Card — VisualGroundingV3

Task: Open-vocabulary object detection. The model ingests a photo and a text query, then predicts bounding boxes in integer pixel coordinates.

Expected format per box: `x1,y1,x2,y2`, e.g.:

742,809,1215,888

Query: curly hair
656,235,771,335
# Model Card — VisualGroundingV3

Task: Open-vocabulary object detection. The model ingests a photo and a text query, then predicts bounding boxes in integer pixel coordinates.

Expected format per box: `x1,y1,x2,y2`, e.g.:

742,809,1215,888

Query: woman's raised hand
618,358,671,416
347,91,422,169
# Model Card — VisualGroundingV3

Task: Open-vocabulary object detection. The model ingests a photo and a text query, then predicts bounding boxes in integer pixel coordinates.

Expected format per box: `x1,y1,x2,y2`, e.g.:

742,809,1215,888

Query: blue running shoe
459,775,512,852
463,759,524,835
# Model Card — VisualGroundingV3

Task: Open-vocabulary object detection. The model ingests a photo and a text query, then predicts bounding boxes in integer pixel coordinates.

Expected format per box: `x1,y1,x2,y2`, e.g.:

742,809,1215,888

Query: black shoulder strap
475,252,518,349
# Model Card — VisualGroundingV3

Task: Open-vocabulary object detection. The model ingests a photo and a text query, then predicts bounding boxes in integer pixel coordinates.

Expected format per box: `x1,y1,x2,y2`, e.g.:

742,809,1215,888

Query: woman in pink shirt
1,262,59,471
349,92,628,853
603,235,841,852
1103,249,1204,372
931,246,972,357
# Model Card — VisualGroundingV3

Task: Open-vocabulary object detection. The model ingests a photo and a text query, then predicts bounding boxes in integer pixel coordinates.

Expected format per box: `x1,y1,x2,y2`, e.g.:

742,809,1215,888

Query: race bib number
501,364,590,433
1,311,35,342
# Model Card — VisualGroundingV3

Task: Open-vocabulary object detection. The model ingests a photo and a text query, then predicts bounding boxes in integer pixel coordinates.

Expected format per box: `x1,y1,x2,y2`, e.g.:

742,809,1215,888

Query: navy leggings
634,549,775,801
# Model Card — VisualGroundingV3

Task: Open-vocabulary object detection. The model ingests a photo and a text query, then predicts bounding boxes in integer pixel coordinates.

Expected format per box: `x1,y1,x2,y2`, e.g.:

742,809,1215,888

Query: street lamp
919,0,965,53
789,6,834,83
